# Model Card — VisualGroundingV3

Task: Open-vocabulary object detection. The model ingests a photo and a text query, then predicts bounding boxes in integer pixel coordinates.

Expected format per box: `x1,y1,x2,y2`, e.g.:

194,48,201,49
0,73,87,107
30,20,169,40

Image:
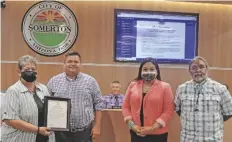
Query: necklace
142,80,155,93
143,87,150,93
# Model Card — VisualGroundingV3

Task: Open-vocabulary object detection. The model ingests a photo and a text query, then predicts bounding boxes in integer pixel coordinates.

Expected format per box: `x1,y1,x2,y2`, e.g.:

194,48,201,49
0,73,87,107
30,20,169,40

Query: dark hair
112,80,120,84
65,51,81,61
135,58,161,81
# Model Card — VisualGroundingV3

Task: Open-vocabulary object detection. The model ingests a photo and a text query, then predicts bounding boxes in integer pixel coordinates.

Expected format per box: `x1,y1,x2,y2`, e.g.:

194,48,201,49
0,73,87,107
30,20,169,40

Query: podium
96,109,130,142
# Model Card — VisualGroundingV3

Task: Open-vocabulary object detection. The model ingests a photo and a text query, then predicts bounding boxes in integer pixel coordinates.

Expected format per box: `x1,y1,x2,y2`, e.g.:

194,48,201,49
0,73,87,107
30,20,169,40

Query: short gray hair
18,55,37,70
189,56,209,70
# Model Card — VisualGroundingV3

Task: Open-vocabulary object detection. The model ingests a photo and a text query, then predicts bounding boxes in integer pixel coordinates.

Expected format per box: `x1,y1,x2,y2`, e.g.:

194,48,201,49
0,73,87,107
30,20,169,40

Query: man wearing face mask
174,56,232,142
102,81,124,109
122,58,174,142
1,55,55,142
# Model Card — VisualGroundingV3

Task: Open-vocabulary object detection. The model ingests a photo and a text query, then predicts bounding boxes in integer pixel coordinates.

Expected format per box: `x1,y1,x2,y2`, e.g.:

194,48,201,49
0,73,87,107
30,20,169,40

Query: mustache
193,73,206,78
194,74,202,76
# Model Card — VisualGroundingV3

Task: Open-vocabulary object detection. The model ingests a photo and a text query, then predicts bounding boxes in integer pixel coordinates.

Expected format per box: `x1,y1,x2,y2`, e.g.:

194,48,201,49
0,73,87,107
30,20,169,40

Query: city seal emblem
22,1,78,56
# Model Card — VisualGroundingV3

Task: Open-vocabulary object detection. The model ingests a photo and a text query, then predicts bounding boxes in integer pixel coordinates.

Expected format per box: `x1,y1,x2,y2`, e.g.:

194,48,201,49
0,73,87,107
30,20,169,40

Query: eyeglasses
23,68,36,71
190,65,206,72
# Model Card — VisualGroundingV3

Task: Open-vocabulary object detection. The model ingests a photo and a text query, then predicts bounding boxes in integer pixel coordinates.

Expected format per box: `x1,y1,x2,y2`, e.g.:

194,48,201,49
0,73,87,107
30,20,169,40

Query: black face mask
21,71,37,82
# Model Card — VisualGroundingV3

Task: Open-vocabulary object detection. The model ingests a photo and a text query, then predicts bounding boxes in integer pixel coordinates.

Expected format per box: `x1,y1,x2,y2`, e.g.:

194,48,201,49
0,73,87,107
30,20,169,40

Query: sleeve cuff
124,116,132,122
2,113,20,121
94,103,104,111
156,118,166,127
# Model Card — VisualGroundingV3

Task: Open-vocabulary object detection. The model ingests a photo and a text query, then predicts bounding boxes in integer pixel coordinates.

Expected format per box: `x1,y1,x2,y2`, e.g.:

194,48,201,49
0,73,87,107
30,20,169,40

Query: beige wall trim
1,60,232,70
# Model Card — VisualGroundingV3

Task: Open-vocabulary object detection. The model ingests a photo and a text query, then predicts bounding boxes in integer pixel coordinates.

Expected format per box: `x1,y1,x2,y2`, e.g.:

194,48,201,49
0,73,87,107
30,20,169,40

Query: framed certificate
44,96,71,131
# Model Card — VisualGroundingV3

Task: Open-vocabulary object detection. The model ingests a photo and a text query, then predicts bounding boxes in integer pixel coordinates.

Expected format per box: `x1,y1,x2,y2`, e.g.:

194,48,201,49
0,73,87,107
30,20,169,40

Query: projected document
115,10,198,63
136,21,185,59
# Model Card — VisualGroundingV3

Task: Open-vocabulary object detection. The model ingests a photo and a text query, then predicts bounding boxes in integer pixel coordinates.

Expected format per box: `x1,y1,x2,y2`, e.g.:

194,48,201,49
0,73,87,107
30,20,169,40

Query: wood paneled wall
1,1,232,142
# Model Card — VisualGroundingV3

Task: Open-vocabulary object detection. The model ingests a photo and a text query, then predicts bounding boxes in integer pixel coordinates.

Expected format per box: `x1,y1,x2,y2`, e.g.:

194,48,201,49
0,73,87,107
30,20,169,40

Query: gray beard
193,76,207,83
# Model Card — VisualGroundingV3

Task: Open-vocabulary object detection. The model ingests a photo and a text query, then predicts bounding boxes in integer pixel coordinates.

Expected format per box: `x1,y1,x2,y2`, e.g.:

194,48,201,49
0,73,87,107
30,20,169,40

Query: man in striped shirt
47,51,103,142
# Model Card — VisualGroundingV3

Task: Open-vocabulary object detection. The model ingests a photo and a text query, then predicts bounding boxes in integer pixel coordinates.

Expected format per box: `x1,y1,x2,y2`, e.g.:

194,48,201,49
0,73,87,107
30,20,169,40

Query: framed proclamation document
44,96,71,131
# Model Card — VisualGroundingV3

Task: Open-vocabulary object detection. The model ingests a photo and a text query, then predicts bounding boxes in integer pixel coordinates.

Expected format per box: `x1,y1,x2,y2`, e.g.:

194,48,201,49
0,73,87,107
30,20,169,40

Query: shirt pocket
181,96,195,112
54,91,66,98
53,85,68,97
204,95,221,112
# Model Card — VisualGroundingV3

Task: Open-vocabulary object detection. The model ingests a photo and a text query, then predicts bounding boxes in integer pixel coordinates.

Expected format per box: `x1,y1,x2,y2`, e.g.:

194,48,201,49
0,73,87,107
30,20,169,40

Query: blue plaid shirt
47,72,103,130
102,94,124,109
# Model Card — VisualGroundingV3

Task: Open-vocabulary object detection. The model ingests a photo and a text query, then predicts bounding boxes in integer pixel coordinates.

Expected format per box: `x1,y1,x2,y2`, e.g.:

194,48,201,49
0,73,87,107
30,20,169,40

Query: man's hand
91,125,100,140
38,127,52,136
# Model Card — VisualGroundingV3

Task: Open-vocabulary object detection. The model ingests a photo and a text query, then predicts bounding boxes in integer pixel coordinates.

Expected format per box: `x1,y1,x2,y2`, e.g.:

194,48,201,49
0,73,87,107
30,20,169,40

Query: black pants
36,134,48,142
130,130,168,142
55,125,92,142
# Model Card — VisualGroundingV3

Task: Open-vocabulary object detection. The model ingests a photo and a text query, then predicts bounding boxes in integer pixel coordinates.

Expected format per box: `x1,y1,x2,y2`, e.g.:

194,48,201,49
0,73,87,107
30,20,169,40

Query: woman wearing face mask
1,55,55,142
122,58,174,142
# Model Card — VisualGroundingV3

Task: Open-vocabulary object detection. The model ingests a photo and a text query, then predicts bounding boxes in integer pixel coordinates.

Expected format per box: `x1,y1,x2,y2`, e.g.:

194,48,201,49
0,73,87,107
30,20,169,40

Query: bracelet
127,121,135,129
37,127,40,133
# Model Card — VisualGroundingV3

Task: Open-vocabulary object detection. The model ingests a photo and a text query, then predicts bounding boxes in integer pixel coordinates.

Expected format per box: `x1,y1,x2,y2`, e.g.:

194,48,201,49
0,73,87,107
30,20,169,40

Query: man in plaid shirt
174,56,232,142
47,51,103,142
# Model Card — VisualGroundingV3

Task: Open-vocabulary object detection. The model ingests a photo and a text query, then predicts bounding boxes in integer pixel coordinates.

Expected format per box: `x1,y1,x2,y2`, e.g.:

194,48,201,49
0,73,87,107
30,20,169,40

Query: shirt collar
192,77,209,86
17,80,42,93
109,94,123,98
64,72,81,81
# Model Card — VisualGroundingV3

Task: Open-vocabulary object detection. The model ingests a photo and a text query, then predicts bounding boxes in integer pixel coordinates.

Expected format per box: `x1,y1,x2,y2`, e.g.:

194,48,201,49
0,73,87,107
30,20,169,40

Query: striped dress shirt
175,78,232,142
47,72,103,130
1,80,55,142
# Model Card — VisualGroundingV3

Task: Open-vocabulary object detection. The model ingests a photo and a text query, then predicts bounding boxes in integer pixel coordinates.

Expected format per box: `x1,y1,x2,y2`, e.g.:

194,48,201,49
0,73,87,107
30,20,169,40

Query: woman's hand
140,126,154,135
131,125,146,137
131,125,141,133
38,127,52,136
